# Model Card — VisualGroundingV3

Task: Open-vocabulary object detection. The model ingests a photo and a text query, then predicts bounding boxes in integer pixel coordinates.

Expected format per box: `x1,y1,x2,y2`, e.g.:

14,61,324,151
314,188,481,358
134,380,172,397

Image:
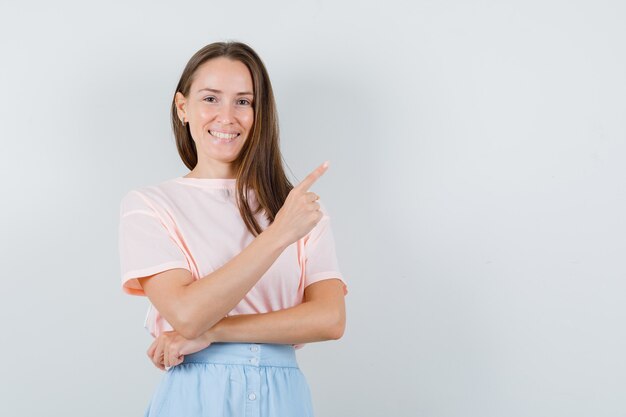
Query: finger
306,192,320,202
153,339,165,368
154,351,165,371
168,343,183,368
169,352,183,368
157,353,165,370
148,336,160,356
295,161,329,192
147,338,157,358
157,353,165,371
165,342,180,369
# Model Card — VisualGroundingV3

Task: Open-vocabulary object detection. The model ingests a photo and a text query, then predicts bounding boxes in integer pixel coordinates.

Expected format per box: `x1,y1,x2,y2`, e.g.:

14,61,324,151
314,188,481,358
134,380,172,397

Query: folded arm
200,278,346,345
146,278,347,371
138,227,289,339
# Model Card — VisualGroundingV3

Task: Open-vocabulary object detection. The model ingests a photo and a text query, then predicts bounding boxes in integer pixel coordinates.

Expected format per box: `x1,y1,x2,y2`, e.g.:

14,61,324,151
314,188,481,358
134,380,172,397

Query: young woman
118,41,348,417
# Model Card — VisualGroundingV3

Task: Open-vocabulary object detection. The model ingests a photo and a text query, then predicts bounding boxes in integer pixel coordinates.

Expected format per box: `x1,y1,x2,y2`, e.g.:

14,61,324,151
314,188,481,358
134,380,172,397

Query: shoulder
119,177,180,215
119,188,152,215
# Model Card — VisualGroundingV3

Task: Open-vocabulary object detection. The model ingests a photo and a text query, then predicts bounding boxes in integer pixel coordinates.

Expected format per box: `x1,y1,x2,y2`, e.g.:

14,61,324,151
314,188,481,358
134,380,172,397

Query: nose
217,103,234,124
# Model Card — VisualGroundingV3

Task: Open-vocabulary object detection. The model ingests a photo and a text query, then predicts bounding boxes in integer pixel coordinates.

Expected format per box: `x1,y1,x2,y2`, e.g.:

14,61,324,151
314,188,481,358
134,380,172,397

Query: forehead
192,57,253,93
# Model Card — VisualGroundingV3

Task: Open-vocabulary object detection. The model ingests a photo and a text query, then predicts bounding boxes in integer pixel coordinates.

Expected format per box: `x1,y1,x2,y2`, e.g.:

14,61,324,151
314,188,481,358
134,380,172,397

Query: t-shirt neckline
173,176,237,188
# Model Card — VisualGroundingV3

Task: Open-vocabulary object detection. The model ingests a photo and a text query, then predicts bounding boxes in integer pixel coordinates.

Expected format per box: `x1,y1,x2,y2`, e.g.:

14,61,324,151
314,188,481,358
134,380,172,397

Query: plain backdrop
1,1,625,416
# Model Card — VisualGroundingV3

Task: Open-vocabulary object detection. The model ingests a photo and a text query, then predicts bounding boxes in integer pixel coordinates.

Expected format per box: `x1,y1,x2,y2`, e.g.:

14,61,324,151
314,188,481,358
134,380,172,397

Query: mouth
209,130,241,143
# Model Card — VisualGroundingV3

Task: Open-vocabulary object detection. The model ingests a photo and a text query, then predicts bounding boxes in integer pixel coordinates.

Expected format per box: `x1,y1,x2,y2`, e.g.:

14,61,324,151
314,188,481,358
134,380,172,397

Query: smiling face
175,57,255,178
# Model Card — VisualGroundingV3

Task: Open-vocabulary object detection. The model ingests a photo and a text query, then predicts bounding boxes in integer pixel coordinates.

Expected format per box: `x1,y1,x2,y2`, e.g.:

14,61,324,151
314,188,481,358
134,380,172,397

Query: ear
175,92,187,121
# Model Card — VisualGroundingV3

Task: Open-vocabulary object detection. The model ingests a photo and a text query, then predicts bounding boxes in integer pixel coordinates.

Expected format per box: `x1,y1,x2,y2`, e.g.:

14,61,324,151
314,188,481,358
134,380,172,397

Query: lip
209,131,240,144
209,129,240,135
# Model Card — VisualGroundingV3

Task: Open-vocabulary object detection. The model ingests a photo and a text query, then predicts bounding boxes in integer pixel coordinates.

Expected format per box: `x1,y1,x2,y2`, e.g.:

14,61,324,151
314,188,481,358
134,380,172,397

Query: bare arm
139,226,288,340
205,278,346,344
147,278,347,371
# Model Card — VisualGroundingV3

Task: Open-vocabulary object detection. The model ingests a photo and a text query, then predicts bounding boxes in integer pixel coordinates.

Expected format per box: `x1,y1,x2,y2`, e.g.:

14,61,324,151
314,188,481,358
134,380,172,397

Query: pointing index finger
296,161,329,192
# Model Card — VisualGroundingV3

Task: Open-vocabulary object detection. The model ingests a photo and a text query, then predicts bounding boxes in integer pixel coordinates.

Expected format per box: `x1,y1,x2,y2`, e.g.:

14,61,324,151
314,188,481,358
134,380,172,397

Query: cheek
196,108,214,120
241,111,254,130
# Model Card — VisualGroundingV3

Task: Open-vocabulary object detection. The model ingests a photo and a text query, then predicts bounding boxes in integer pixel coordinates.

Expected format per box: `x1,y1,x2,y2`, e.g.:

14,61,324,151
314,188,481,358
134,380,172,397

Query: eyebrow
197,88,254,95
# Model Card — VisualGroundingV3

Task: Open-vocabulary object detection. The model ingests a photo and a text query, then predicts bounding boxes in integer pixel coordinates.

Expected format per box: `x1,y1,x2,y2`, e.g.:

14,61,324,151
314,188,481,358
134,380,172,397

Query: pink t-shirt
118,176,347,350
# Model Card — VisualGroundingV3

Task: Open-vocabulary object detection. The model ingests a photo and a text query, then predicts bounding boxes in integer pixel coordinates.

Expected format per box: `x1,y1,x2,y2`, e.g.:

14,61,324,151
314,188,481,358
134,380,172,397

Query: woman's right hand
268,161,330,247
147,330,213,371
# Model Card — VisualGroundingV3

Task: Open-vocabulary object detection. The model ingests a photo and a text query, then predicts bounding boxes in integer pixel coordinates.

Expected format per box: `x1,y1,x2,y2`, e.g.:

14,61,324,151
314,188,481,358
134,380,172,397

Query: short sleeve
118,190,190,296
303,200,348,296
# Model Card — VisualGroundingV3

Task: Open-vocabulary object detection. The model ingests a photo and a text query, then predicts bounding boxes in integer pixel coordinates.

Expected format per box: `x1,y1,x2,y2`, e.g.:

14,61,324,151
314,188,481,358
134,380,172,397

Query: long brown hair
171,41,293,237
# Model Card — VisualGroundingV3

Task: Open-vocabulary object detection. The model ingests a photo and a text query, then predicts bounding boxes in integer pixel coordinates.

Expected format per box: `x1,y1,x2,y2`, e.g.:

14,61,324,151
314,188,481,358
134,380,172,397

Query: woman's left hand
147,330,213,371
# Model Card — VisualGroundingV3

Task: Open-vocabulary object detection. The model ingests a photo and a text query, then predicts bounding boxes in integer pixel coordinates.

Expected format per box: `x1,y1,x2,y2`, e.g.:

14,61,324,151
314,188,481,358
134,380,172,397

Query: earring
180,117,187,126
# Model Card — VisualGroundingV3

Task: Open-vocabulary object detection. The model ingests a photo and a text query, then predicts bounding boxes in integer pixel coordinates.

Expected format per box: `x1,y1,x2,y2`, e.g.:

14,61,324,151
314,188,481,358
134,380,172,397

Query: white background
1,1,625,416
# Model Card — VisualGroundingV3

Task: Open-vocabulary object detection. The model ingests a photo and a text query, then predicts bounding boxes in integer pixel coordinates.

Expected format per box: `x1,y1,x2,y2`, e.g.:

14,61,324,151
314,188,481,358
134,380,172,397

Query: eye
237,98,252,105
203,96,217,103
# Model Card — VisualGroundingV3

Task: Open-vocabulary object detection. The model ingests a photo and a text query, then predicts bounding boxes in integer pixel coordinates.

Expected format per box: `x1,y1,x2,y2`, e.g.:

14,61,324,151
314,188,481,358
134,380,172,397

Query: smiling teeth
210,130,239,139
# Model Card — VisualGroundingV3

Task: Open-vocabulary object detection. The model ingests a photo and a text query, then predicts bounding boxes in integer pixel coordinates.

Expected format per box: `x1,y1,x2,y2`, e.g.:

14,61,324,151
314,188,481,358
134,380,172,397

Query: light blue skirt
143,342,315,417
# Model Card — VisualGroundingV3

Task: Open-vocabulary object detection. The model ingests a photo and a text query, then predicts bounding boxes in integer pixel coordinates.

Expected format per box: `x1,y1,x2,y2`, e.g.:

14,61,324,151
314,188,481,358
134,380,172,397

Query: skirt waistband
182,342,299,368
